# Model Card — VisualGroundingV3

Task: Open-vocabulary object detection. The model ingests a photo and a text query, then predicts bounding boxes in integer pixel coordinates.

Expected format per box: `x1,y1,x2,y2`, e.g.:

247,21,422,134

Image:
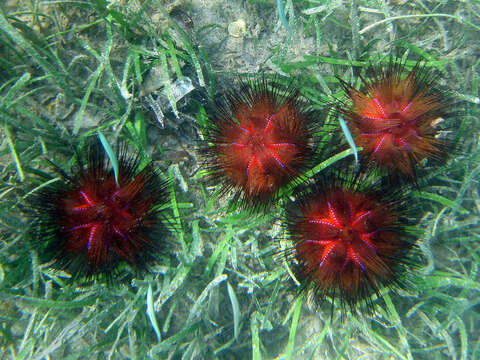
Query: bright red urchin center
356,94,418,153
216,99,307,196
294,189,397,294
348,73,442,175
59,173,152,265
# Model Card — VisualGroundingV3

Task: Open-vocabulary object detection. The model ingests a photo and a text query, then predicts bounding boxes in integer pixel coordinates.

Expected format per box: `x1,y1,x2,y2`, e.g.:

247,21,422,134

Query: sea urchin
338,58,455,179
284,172,417,314
200,78,317,212
29,141,170,281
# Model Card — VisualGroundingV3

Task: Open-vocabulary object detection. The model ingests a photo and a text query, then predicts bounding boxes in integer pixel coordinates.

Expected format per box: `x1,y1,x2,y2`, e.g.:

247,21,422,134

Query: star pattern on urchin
306,199,379,272
358,97,417,155
68,187,133,252
59,167,157,268
228,113,298,178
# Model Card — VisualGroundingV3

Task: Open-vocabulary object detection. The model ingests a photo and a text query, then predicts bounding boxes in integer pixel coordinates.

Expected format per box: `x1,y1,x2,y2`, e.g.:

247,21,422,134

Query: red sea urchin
30,141,170,281
284,172,418,314
338,58,455,179
200,78,318,212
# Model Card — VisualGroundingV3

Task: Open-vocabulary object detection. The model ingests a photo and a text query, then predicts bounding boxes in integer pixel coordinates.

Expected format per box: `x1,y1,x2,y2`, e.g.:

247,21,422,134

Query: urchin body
201,78,317,211
30,143,170,281
285,174,417,313
340,59,454,178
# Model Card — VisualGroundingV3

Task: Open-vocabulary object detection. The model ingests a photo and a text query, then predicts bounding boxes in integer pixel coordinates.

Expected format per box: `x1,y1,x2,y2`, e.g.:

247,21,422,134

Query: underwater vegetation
0,0,478,359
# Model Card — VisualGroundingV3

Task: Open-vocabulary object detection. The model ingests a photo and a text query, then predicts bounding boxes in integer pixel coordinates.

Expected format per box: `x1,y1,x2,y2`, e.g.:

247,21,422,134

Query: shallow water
0,0,479,359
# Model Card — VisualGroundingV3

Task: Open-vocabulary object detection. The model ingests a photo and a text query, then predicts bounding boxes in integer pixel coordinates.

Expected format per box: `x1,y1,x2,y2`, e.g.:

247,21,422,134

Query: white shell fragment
228,19,247,38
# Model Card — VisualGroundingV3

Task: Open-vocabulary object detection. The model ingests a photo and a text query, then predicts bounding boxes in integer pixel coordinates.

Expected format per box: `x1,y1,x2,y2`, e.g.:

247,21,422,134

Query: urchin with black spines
337,57,458,180
199,77,319,212
29,141,171,282
282,170,420,314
